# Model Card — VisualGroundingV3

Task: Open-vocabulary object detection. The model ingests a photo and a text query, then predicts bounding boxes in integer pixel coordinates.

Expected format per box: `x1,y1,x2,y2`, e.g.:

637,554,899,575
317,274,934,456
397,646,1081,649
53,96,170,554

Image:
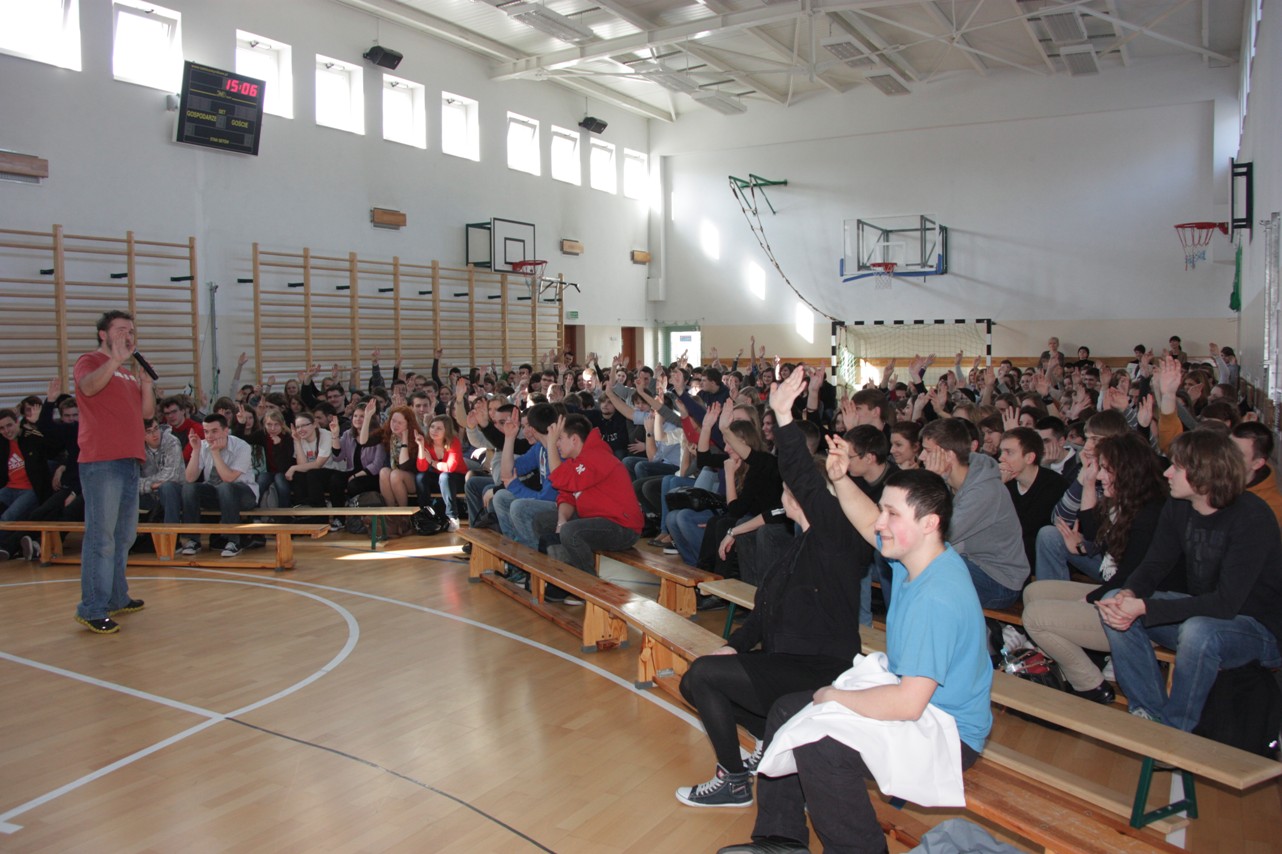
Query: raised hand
1001,406,1018,431
499,412,520,439
824,434,852,482
1104,386,1129,412
1136,393,1154,428
434,347,444,359
364,398,377,418
1154,354,1182,401
329,414,340,434
768,367,808,424
544,414,565,446
371,347,381,363
47,377,60,401
238,351,249,367
703,401,722,431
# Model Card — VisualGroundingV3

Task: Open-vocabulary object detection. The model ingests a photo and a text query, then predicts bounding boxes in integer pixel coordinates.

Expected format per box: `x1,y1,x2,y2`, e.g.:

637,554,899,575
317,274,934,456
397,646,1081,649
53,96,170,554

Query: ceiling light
691,90,747,114
820,36,876,68
477,1,597,44
1058,44,1100,76
1040,9,1088,44
864,73,909,95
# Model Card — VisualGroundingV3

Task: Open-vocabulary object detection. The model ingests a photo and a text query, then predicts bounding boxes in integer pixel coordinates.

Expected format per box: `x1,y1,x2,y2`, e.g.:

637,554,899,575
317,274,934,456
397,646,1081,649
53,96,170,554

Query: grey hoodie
949,453,1030,591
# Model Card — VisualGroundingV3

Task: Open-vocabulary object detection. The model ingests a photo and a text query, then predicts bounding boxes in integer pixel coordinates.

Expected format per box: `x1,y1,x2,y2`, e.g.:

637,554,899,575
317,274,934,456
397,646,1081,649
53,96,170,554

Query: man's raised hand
768,367,807,426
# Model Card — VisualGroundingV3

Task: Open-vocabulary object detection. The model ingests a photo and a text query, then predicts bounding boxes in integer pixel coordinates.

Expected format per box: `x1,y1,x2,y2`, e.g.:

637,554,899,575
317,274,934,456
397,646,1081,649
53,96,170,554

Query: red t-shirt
74,350,145,463
6,439,31,490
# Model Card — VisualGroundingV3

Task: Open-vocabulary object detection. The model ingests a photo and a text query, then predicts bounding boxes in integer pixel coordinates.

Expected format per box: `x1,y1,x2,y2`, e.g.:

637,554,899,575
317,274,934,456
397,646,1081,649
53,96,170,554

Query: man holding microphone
73,311,154,633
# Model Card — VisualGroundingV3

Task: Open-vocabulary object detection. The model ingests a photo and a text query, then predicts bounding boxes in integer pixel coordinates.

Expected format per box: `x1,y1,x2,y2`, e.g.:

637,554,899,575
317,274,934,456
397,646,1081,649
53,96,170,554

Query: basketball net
870,262,897,291
1174,222,1228,270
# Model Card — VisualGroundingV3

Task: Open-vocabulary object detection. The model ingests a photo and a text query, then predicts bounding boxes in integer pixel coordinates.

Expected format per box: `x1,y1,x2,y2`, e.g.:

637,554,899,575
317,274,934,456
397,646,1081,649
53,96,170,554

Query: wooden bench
697,577,756,638
860,625,1282,834
245,506,419,551
597,547,721,617
0,520,330,570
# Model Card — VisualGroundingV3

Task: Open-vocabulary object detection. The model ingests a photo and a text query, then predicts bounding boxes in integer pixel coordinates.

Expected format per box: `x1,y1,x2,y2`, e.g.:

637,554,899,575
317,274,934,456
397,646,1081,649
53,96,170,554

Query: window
0,0,81,71
623,149,648,200
549,126,581,185
315,54,364,135
383,74,426,149
589,139,616,194
235,31,292,118
441,92,479,161
795,303,814,343
506,113,540,176
112,0,181,91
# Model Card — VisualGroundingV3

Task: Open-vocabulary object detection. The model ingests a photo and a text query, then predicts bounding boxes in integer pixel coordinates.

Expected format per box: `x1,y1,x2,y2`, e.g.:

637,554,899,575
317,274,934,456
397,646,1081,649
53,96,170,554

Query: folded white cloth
756,651,966,807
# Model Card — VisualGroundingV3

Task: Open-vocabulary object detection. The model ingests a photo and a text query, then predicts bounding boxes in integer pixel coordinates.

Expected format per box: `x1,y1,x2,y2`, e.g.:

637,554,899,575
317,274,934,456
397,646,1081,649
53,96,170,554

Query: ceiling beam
1071,2,1234,64
828,11,920,82
489,0,941,81
589,0,788,105
851,7,1050,76
919,1,988,77
1092,0,1197,61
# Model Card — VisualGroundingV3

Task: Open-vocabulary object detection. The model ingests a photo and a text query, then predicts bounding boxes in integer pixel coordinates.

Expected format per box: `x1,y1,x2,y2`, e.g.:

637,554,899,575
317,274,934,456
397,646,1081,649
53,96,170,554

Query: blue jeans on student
181,481,257,547
0,486,38,522
495,493,557,551
465,474,495,525
962,556,1022,609
1100,589,1282,731
1034,524,1105,582
418,470,466,519
76,459,140,621
256,471,291,508
668,507,715,567
140,481,181,523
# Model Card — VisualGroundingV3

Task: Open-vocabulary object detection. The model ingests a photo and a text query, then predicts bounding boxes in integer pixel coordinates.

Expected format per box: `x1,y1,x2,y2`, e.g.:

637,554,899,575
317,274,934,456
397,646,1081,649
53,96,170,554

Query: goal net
834,319,992,392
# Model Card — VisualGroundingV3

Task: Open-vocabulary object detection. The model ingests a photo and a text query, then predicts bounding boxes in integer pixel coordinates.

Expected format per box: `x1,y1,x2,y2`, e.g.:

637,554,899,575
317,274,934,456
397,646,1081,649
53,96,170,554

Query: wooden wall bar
0,225,201,404
250,244,564,388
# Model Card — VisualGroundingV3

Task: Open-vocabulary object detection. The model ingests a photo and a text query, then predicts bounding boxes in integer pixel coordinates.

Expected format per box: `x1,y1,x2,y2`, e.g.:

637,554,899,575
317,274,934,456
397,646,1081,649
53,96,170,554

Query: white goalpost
832,318,993,393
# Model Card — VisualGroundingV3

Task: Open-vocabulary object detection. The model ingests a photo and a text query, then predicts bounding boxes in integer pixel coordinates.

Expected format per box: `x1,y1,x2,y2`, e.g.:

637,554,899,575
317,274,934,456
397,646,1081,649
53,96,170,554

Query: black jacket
1,426,56,503
727,422,865,660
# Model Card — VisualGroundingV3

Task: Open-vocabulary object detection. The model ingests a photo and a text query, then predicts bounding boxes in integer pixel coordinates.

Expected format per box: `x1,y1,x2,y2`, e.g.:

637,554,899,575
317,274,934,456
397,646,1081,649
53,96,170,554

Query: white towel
756,652,966,807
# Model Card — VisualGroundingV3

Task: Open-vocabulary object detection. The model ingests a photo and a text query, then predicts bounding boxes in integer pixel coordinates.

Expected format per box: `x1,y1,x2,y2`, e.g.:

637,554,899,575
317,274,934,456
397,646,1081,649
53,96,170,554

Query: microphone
132,351,159,381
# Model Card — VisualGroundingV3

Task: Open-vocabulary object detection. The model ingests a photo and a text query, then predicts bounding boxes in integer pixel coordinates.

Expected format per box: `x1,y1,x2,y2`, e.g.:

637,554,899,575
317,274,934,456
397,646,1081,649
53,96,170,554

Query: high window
0,0,81,71
549,126,581,185
589,138,616,194
315,54,364,135
112,0,181,91
506,113,540,176
235,31,292,119
441,92,480,161
383,74,426,149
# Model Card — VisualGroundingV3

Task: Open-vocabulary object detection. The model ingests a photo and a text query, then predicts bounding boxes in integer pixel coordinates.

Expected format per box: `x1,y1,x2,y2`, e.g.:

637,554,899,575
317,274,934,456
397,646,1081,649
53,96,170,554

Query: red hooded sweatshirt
550,428,644,532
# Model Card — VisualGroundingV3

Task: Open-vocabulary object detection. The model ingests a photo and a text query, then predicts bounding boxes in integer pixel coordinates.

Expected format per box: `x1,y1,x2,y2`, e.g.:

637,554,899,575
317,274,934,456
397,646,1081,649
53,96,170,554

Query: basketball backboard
465,218,536,273
840,214,947,280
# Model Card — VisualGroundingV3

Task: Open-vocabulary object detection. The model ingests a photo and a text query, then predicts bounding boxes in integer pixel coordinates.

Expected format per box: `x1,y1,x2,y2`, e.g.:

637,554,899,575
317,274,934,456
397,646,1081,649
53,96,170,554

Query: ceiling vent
691,90,748,114
820,36,876,68
1059,44,1100,76
1040,9,1088,44
865,73,910,95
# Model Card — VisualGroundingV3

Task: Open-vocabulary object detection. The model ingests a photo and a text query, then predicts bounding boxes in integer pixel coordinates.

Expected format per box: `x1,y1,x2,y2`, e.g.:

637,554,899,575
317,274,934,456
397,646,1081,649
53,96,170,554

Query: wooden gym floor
0,533,1278,852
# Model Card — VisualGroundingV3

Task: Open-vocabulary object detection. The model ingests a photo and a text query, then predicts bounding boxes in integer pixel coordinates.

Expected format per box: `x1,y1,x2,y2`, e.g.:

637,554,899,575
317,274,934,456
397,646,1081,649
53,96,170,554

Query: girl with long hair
378,405,426,508
415,414,467,530
1022,432,1170,703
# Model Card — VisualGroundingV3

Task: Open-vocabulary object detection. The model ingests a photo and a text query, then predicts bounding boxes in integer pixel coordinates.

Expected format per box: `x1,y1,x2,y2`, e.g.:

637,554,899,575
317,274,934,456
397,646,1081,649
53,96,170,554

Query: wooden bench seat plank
599,548,721,618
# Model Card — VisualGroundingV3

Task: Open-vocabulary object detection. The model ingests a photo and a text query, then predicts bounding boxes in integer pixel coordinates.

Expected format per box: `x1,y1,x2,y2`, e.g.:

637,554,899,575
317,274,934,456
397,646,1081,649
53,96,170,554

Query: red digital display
223,78,260,98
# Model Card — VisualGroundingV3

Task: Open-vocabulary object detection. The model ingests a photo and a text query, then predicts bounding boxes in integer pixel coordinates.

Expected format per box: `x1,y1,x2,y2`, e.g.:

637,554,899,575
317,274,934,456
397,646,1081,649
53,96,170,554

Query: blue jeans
76,459,140,620
668,507,715,567
465,474,495,525
418,470,466,519
0,486,38,522
659,468,720,533
181,481,257,546
963,556,1022,609
140,481,181,523
549,517,639,574
256,471,291,508
1034,524,1105,582
494,493,556,551
1100,590,1282,731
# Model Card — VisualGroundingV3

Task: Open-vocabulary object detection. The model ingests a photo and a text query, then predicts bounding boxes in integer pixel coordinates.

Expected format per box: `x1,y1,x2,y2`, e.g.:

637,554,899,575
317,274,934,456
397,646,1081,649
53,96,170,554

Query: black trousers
752,691,979,854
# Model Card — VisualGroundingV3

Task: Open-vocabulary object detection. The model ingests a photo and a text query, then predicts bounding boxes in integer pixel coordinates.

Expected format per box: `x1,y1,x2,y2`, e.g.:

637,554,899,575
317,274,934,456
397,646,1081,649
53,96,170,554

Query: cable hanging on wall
728,174,838,323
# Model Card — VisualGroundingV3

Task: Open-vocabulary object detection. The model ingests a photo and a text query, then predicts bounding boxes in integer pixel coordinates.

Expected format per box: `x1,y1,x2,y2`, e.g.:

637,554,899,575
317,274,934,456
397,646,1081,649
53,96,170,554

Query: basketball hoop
1174,222,1228,270
511,259,547,285
870,262,897,290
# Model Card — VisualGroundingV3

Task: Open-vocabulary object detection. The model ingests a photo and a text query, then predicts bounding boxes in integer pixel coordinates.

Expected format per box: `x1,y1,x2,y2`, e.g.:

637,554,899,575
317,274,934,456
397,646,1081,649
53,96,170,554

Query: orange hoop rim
870,262,898,273
1173,222,1228,234
511,259,547,272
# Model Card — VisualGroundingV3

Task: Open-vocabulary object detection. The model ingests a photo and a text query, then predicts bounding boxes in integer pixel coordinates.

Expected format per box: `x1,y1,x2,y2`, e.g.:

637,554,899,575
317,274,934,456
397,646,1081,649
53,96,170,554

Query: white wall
0,0,651,381
649,55,1243,360
1235,6,1282,393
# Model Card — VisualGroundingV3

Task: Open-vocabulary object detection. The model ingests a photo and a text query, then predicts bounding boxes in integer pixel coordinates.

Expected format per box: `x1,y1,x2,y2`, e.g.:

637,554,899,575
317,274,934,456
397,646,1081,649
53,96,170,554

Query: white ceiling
336,0,1245,121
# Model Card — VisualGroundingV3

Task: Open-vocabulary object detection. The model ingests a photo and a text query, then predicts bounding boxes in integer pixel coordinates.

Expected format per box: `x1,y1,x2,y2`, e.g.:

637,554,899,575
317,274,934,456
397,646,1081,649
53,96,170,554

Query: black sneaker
675,764,753,808
109,599,146,616
20,535,40,561
743,741,764,775
461,542,473,555
76,616,120,634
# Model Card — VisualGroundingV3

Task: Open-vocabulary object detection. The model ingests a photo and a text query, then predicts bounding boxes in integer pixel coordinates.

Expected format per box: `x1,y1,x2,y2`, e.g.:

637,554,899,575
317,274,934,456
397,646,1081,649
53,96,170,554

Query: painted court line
0,577,359,834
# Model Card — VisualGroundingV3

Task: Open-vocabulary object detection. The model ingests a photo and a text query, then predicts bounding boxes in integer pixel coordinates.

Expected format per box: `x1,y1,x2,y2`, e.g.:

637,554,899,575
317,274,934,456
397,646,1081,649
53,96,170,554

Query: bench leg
151,533,177,560
659,579,697,618
274,534,295,570
469,546,503,583
722,603,737,639
636,633,691,689
1130,757,1198,828
581,603,628,653
40,530,61,565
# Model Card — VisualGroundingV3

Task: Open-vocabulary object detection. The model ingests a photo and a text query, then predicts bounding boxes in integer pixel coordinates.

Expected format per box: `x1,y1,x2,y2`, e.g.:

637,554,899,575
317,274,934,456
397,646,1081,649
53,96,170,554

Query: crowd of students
3,331,1280,852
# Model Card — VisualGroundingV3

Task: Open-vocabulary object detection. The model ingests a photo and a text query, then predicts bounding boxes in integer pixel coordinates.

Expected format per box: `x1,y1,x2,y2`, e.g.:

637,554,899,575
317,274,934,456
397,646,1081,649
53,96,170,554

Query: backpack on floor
411,498,449,536
346,491,385,535
1194,663,1282,758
